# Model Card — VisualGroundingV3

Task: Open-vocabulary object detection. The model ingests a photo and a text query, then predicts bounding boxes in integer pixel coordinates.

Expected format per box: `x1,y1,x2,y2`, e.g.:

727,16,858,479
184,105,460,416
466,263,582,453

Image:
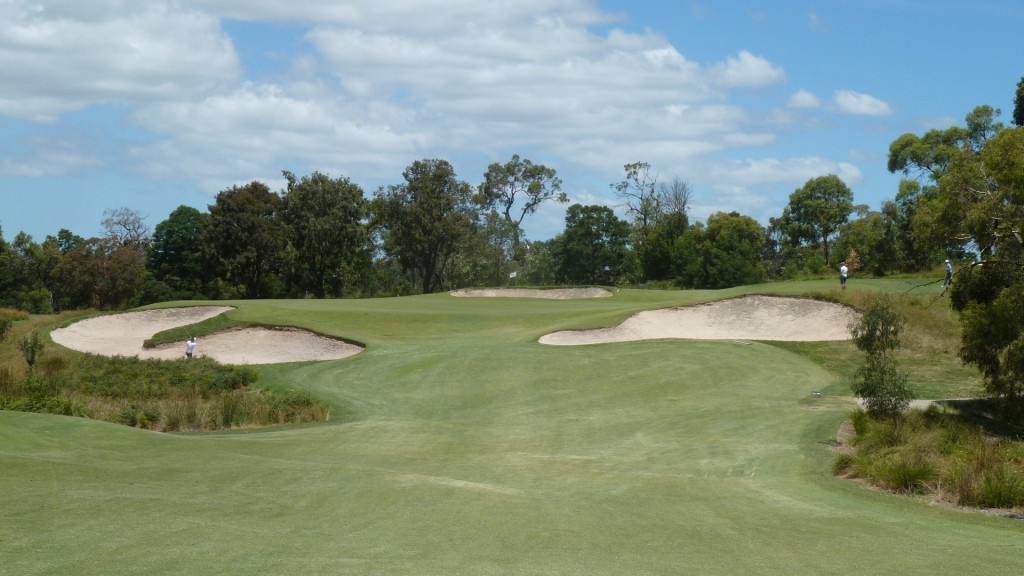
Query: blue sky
2,0,1021,243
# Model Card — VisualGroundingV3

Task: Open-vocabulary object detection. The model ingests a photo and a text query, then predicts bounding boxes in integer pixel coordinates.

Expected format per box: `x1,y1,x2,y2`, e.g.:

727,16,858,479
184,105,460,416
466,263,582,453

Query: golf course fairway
2,282,1022,574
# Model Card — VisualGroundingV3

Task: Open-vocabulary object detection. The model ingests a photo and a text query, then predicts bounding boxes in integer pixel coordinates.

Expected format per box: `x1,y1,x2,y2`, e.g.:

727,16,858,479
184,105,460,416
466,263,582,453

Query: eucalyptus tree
940,122,1024,413
478,154,565,252
282,171,368,298
371,159,478,294
782,174,854,267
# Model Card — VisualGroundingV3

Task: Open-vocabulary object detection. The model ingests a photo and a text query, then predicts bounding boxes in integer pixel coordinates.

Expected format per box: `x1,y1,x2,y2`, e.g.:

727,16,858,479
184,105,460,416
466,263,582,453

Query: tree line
0,104,1018,307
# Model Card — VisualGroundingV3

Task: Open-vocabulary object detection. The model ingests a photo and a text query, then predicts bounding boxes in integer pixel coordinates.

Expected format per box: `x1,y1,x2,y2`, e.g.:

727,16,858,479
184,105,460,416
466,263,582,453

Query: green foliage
783,174,854,266
851,295,904,355
282,170,369,298
147,205,213,299
850,295,913,421
203,181,286,298
478,154,565,249
674,211,765,289
552,204,636,285
371,158,478,294
0,318,11,341
1015,76,1024,128
838,408,1024,508
955,276,1024,410
18,330,43,370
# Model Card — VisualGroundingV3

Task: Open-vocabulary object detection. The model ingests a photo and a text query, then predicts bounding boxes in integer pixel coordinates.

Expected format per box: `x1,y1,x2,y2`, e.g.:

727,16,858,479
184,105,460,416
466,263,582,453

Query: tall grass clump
837,406,1024,510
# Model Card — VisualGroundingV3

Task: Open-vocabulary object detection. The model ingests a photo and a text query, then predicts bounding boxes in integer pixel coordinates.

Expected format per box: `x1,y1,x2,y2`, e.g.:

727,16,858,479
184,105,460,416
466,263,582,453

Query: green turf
2,280,1020,575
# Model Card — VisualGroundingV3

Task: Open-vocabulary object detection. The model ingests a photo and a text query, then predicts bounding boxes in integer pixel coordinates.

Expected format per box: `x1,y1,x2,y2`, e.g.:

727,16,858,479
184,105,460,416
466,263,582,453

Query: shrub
850,408,871,436
873,452,936,494
832,453,856,475
980,463,1024,508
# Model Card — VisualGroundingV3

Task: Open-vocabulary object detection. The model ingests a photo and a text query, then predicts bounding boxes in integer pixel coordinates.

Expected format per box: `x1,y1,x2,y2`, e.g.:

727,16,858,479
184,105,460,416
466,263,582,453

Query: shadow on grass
938,398,1024,439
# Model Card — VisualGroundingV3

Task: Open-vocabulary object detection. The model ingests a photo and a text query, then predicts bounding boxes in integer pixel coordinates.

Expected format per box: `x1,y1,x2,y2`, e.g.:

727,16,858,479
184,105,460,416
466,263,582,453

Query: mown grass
0,312,332,431
2,280,1023,575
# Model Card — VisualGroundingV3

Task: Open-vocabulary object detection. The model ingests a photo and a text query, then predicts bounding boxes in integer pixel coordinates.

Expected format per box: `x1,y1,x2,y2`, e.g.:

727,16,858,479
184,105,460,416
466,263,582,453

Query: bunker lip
539,295,860,345
50,306,362,365
450,287,613,299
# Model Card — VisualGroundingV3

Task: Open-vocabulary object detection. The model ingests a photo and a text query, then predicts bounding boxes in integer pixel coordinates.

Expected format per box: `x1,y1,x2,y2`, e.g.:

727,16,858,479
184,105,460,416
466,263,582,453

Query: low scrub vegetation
834,406,1024,510
0,314,331,432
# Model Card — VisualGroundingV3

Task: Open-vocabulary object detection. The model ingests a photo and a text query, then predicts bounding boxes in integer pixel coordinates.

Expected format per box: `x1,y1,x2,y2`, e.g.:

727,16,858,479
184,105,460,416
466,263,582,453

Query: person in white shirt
839,262,848,291
185,337,196,359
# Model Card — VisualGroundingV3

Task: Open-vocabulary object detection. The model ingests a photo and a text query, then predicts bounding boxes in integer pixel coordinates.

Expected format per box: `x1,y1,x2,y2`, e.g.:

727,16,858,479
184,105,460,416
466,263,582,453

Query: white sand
451,287,613,299
539,295,859,345
50,306,362,365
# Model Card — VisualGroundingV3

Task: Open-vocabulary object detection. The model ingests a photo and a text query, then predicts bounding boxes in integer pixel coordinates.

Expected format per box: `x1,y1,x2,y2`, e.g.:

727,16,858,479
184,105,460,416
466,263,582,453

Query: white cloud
189,0,615,31
709,50,785,88
2,0,875,241
0,135,104,177
0,0,240,122
788,90,822,109
833,90,893,116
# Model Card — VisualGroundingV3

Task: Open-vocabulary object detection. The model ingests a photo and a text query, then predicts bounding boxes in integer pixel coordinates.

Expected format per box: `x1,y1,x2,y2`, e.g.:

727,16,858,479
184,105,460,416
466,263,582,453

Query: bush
839,407,1024,510
873,453,936,494
980,464,1024,508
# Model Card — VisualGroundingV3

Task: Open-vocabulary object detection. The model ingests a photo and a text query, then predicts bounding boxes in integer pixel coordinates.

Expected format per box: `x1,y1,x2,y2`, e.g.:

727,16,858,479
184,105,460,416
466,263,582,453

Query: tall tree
148,205,212,298
101,207,150,250
478,154,565,250
371,159,477,294
611,161,659,231
783,174,854,266
675,211,764,289
204,181,285,298
942,123,1024,413
552,204,634,285
282,171,368,298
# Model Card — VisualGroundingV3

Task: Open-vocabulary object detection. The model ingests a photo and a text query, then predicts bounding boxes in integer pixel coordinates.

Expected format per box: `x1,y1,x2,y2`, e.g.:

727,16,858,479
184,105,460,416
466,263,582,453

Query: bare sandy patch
451,287,612,299
539,295,859,345
50,306,362,365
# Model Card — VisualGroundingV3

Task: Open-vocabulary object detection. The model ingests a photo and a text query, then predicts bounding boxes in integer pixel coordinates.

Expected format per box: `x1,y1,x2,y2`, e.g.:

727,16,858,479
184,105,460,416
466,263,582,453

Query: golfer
944,259,953,288
185,337,196,359
839,261,848,291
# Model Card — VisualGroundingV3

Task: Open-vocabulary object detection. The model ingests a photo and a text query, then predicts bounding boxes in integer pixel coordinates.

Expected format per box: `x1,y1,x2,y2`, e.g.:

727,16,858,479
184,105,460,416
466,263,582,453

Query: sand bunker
539,295,859,345
451,287,612,299
50,306,362,365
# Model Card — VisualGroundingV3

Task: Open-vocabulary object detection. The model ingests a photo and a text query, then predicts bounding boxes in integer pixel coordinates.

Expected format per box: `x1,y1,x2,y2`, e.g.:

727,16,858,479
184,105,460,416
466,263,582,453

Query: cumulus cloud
788,89,822,108
0,0,240,122
833,90,893,116
709,50,786,88
3,0,879,240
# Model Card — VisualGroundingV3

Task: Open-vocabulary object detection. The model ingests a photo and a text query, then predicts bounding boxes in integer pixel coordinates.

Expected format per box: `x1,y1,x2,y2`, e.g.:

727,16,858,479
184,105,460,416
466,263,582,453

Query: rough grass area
835,406,1024,510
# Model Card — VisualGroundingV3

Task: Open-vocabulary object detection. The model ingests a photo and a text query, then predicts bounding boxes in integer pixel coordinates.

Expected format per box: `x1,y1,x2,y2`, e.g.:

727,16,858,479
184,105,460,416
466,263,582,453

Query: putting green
2,286,1021,575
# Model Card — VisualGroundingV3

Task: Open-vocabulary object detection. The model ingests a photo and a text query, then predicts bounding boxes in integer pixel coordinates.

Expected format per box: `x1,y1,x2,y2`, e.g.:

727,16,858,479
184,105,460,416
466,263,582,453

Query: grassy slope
2,280,1020,575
